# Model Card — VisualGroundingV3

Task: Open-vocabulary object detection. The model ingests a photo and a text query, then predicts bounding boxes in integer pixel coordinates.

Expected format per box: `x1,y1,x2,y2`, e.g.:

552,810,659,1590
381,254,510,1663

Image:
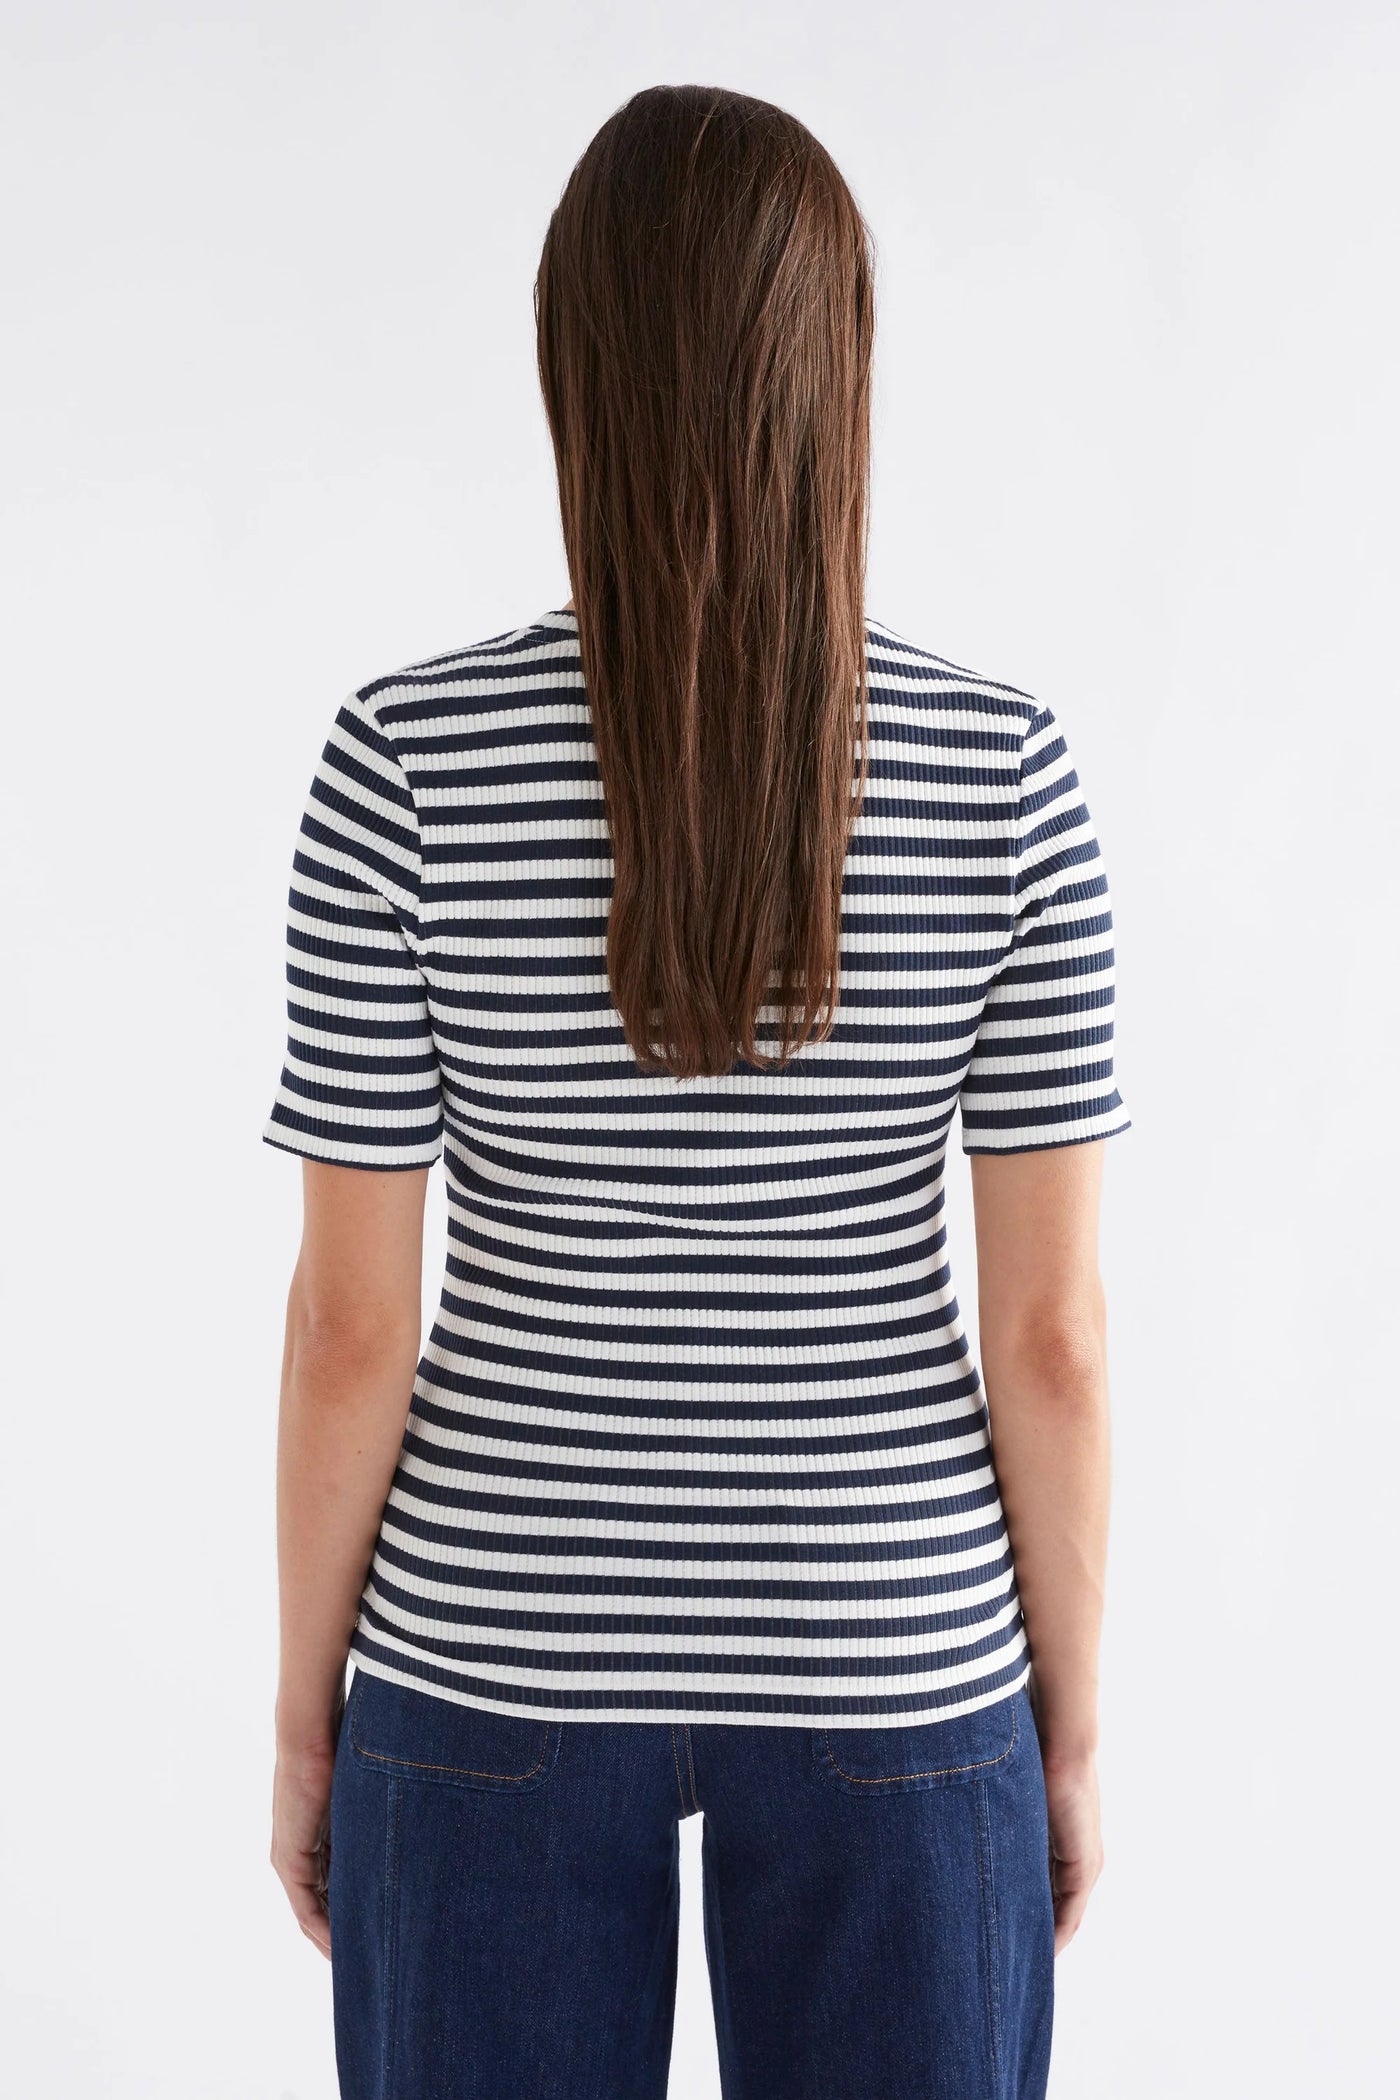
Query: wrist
275,1678,344,1758
1039,1735,1099,1778
1027,1669,1099,1769
276,1717,338,1758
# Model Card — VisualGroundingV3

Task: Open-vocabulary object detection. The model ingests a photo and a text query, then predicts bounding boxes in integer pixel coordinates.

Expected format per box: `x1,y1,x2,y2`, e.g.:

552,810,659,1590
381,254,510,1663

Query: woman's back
264,604,1128,1726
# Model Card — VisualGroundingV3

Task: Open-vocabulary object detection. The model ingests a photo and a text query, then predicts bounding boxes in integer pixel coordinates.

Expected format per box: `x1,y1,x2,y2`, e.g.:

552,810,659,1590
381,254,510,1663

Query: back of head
536,85,875,1078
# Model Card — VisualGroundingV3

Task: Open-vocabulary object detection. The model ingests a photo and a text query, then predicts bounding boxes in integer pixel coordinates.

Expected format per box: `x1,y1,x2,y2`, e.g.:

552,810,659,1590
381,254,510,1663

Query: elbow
284,1278,419,1389
1020,1321,1107,1400
990,1292,1108,1404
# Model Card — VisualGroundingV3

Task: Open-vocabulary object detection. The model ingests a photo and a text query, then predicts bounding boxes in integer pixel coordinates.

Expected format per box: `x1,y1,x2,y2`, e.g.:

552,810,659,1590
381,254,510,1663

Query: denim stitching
669,1725,689,1814
352,1711,553,1783
820,1696,1018,1784
683,1725,700,1813
382,1775,403,2100
975,1778,1004,2091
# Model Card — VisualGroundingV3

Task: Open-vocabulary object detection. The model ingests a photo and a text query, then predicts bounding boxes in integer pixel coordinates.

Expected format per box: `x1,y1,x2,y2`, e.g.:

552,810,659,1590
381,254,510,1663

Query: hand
1041,1749,1103,1954
271,1733,338,1959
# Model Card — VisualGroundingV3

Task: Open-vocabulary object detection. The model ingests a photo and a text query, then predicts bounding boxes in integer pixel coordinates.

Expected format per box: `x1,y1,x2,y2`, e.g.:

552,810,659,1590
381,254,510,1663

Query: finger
274,1857,333,1961
1050,1855,1099,1955
1053,1885,1090,1954
286,1874,333,1960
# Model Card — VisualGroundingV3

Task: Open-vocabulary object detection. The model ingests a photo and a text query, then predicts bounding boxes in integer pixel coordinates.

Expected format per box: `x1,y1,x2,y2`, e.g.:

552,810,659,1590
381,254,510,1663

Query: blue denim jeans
328,1668,1054,2099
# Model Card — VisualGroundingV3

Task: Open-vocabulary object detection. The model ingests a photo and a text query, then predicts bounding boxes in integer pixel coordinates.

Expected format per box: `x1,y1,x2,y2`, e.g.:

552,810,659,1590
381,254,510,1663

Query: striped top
264,608,1130,1727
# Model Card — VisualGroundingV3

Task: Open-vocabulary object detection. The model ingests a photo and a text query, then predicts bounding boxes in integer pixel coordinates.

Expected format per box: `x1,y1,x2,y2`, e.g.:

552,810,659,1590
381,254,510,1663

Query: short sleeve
263,690,445,1171
958,702,1131,1155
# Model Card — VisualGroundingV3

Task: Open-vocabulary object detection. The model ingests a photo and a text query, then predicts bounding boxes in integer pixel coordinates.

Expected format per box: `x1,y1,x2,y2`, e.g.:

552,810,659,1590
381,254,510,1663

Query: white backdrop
3,2,1396,2094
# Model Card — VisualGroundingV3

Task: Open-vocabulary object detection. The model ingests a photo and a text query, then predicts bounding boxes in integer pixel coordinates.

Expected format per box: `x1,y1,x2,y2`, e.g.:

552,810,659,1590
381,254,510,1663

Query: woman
266,84,1130,2100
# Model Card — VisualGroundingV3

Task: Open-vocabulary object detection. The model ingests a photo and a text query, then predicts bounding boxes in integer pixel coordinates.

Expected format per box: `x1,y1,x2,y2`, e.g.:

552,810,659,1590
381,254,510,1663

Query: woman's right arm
271,1158,429,1956
969,1139,1113,1954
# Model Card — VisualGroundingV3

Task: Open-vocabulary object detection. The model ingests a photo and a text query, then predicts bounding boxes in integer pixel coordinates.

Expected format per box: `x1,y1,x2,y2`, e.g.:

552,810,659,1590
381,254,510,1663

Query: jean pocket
812,1686,1023,1796
347,1669,560,1793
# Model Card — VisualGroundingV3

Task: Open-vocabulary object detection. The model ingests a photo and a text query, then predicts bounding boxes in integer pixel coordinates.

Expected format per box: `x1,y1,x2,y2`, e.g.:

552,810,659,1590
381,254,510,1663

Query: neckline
537,607,889,635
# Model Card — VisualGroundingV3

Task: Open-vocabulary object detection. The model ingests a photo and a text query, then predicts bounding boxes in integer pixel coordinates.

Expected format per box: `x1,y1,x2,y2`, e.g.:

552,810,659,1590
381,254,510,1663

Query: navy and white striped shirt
264,608,1130,1726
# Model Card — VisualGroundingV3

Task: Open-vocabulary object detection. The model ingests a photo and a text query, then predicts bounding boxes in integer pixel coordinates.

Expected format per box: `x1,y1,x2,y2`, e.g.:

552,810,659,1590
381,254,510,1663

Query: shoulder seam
365,618,565,690
864,621,1042,717
345,685,427,945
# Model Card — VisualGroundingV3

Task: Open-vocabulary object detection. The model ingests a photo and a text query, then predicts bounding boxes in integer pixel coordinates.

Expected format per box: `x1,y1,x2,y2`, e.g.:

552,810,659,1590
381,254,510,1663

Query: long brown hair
535,85,875,1078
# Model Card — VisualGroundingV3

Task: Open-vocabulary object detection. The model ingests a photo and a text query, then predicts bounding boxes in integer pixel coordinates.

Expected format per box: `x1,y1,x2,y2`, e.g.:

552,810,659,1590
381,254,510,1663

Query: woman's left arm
270,1158,430,1957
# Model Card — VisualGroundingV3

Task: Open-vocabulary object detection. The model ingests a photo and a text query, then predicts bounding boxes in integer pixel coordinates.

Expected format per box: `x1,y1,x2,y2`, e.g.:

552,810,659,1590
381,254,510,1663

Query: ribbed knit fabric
264,609,1130,1725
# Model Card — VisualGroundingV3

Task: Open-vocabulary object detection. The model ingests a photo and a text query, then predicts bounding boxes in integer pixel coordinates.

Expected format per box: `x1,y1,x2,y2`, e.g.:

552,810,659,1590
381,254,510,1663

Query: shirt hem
962,1116,1133,1156
344,1644,1034,1731
262,1129,442,1172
